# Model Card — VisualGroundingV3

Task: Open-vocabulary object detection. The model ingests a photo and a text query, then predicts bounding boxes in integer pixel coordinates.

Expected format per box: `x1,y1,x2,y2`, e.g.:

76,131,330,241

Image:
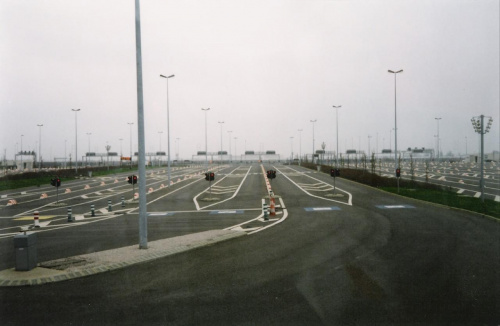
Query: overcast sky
1,0,499,162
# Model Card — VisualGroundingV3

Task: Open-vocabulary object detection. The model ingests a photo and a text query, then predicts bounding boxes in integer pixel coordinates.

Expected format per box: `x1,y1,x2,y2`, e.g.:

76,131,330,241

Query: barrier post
67,207,73,222
34,211,40,228
91,204,95,217
121,196,125,207
108,200,112,212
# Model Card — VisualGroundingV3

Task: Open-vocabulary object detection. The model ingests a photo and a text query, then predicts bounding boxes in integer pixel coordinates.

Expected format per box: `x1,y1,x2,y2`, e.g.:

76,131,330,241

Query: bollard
67,207,73,222
263,203,269,220
108,200,112,212
269,192,276,216
91,204,95,217
121,196,125,207
34,211,40,228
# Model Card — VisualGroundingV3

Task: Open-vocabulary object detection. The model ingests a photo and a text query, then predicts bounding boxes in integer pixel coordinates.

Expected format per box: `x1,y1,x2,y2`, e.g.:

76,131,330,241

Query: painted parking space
375,205,415,209
148,212,175,217
209,210,244,215
304,207,341,212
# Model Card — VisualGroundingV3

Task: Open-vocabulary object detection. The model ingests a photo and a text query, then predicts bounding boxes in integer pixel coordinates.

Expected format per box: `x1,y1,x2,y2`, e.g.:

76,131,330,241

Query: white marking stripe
474,192,481,198
495,196,500,202
457,189,465,194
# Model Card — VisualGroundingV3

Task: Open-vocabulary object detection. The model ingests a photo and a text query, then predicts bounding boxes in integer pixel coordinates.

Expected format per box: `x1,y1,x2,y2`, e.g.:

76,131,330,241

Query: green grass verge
0,166,142,192
380,187,500,219
300,162,500,219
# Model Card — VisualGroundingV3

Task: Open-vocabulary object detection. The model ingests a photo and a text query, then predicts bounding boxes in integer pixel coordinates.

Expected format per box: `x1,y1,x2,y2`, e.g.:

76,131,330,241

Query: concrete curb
0,229,246,287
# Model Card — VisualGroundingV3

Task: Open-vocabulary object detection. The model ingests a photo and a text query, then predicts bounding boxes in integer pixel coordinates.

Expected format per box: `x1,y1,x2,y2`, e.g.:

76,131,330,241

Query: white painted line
81,195,88,199
99,208,108,214
495,196,500,202
1,195,7,199
274,166,352,206
457,189,465,194
74,215,85,221
21,192,27,195
474,192,481,198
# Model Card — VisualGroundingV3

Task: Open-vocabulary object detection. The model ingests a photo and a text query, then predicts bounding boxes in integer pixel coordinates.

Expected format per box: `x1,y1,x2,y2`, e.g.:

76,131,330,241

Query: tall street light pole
160,74,175,188
388,69,403,192
435,117,442,161
471,115,493,202
298,129,303,165
201,108,210,171
310,119,317,163
72,108,81,173
37,124,43,170
134,0,148,249
290,136,294,163
332,105,341,168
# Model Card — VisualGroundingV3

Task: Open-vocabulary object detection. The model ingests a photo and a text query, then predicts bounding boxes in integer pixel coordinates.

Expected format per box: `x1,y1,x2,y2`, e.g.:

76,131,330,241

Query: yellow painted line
14,215,56,221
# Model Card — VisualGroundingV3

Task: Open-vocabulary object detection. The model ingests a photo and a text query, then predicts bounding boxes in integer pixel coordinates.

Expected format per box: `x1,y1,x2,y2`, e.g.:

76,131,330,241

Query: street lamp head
72,108,81,112
160,74,175,79
201,108,210,111
332,105,342,108
310,119,317,123
388,69,403,74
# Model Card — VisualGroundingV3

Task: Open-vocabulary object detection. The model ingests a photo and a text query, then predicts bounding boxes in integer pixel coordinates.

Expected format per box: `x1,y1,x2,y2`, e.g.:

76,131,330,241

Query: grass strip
380,187,500,218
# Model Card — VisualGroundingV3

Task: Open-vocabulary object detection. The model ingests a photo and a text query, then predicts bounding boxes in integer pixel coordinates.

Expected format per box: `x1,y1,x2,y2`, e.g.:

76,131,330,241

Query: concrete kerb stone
0,229,246,287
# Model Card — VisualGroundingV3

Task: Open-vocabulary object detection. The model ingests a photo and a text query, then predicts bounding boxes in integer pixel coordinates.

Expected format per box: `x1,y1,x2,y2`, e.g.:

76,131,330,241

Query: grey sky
1,0,499,162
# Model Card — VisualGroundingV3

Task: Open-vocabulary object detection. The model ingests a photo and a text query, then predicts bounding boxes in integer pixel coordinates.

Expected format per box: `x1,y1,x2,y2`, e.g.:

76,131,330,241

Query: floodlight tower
471,115,493,202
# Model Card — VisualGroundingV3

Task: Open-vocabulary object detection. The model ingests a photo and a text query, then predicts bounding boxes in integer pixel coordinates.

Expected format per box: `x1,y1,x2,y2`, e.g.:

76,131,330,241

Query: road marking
304,207,341,212
457,189,465,194
148,212,175,217
495,196,500,202
474,192,481,198
275,166,352,206
376,205,415,209
14,215,56,221
209,210,244,214
1,195,7,199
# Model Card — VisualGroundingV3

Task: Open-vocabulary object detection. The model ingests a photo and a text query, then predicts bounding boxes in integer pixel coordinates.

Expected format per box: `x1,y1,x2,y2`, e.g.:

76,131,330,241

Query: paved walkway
0,229,245,287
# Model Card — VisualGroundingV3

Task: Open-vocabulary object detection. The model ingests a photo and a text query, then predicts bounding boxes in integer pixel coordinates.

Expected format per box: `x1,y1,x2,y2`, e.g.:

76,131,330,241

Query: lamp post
72,108,81,173
37,124,43,170
160,74,175,188
290,136,294,163
128,122,134,169
298,129,303,165
332,105,341,168
471,115,493,202
435,117,442,161
201,108,210,171
388,69,403,192
310,119,317,163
